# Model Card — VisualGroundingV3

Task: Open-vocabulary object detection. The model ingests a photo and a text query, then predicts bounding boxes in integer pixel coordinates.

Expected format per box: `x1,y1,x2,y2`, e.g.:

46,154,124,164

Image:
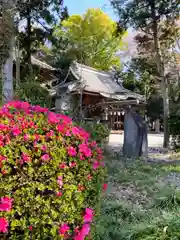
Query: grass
93,152,180,240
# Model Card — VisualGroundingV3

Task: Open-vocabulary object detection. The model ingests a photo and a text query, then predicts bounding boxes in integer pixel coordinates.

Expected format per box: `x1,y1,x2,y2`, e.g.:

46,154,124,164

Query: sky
64,0,116,19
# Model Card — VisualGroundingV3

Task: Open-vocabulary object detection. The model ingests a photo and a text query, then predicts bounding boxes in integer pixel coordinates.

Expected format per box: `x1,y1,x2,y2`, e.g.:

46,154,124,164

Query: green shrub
79,122,110,144
169,115,180,149
0,101,106,239
15,82,51,108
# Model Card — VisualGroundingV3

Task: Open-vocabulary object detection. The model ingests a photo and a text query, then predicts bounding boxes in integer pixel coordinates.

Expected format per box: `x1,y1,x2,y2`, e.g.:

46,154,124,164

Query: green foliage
118,58,163,121
111,0,179,33
146,95,163,122
169,114,180,149
79,122,110,144
119,58,157,98
94,155,180,240
0,75,51,108
169,83,180,149
0,101,106,239
111,0,180,147
53,8,126,70
16,0,69,65
15,81,51,108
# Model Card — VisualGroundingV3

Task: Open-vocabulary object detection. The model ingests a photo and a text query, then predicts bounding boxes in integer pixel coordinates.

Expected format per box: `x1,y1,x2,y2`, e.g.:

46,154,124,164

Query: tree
111,0,179,148
16,0,68,70
119,58,157,99
0,0,16,104
53,8,126,71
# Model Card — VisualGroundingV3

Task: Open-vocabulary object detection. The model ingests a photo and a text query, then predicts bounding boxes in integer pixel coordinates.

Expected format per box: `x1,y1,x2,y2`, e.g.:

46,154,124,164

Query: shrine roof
68,62,145,101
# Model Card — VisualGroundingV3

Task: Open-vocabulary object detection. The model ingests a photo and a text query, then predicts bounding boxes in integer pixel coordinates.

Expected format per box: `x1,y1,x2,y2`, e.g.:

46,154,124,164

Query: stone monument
123,108,148,158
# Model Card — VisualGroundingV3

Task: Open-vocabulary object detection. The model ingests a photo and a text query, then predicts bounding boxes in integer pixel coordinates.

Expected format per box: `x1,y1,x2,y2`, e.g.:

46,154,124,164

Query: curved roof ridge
72,62,113,77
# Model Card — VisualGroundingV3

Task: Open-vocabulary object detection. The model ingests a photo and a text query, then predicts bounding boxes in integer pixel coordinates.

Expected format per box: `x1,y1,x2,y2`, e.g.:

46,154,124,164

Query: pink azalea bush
0,101,106,239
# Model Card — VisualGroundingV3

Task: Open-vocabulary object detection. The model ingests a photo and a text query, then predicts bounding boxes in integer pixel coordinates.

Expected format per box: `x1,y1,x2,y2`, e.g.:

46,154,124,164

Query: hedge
0,101,106,240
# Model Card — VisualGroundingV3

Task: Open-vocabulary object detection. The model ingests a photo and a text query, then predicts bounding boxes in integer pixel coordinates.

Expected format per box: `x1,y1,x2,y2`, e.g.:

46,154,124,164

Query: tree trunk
2,39,14,104
15,38,20,85
26,7,32,76
162,77,169,147
1,0,16,104
150,0,169,148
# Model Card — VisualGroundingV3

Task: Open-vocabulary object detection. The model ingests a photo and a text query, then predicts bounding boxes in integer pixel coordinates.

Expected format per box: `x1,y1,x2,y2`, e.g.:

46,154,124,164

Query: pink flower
90,141,97,147
57,124,66,133
69,162,77,168
46,130,54,138
80,154,85,161
81,224,90,236
87,175,92,181
0,124,9,131
29,225,33,231
59,163,67,169
41,154,50,161
74,234,84,240
60,115,72,124
67,146,77,157
41,145,47,151
48,112,59,124
34,134,40,141
58,223,70,235
33,105,48,113
0,155,6,162
21,153,31,163
93,160,99,170
71,127,80,135
100,161,105,167
0,140,4,147
12,126,21,136
57,176,63,187
0,217,8,233
56,191,63,197
103,183,108,192
79,144,92,158
84,208,94,223
97,155,103,160
0,197,13,212
5,136,10,145
74,224,91,240
24,134,29,141
97,148,103,155
65,130,71,136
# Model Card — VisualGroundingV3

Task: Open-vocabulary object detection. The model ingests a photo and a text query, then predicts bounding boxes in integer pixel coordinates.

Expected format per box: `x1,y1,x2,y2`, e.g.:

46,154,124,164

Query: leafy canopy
54,8,127,70
16,0,69,62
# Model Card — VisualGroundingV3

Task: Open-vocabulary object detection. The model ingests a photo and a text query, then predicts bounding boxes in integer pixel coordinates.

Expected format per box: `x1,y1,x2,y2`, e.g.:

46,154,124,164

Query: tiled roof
31,56,57,71
69,62,145,101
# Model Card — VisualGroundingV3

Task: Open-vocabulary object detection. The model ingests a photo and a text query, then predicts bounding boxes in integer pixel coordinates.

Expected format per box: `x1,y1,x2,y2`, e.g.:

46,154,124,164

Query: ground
109,133,164,148
93,133,180,240
109,133,176,162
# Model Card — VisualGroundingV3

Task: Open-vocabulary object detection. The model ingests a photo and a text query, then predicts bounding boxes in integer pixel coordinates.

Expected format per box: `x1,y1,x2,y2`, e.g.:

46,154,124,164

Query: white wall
55,93,71,112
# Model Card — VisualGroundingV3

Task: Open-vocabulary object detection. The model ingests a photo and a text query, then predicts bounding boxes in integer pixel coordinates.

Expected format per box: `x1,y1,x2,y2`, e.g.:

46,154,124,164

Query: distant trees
0,0,68,104
111,0,180,147
17,0,68,68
